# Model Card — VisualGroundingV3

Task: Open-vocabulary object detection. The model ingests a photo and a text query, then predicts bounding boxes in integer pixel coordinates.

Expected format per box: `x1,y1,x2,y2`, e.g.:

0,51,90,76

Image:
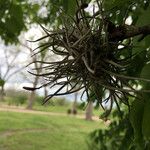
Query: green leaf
0,79,5,87
140,63,150,90
142,99,150,140
129,99,145,149
0,2,25,43
136,6,150,26
62,0,68,13
141,63,150,80
104,0,135,10
112,0,133,7
127,50,147,77
145,36,150,49
62,0,76,17
140,64,150,140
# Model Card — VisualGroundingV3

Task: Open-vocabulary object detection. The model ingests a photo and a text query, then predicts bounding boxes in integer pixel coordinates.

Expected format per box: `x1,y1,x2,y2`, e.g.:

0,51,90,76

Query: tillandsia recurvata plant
24,0,150,117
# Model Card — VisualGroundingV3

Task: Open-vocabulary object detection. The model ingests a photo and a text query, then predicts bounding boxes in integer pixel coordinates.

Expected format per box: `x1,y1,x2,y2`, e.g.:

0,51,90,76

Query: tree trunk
72,92,78,115
26,91,35,109
0,85,5,101
85,101,93,121
26,76,39,109
43,86,49,106
44,86,48,97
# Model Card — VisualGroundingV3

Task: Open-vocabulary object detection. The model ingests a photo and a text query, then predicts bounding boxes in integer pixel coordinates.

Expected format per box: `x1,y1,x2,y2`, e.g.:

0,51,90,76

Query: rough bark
26,75,39,109
85,101,93,121
44,86,48,98
26,91,36,109
110,24,150,41
0,85,5,101
72,92,78,115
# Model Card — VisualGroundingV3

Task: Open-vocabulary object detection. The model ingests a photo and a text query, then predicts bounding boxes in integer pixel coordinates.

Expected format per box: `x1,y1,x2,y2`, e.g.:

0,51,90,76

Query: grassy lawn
0,111,105,150
33,104,71,113
33,104,103,117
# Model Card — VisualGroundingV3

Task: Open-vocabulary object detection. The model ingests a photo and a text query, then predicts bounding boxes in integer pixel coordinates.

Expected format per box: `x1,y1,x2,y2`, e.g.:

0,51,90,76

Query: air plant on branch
23,0,150,117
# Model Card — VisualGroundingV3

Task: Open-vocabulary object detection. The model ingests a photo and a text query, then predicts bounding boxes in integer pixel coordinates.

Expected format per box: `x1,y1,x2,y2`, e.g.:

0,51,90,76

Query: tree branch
110,24,150,41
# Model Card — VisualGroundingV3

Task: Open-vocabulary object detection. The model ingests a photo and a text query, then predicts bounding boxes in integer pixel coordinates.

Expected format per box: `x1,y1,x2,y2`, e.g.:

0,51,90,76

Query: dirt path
0,105,104,122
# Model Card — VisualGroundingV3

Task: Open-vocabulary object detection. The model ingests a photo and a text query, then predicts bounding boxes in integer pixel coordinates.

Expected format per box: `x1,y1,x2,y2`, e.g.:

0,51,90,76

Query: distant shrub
67,108,77,115
67,109,72,114
5,89,28,106
35,95,44,104
48,97,70,106
77,102,86,110
54,97,68,106
34,95,70,106
16,94,27,105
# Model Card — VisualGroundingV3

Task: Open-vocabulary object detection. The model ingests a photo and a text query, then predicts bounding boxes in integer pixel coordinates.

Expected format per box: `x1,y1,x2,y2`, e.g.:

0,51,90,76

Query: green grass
33,104,71,113
33,103,103,116
1,98,104,117
0,111,104,150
